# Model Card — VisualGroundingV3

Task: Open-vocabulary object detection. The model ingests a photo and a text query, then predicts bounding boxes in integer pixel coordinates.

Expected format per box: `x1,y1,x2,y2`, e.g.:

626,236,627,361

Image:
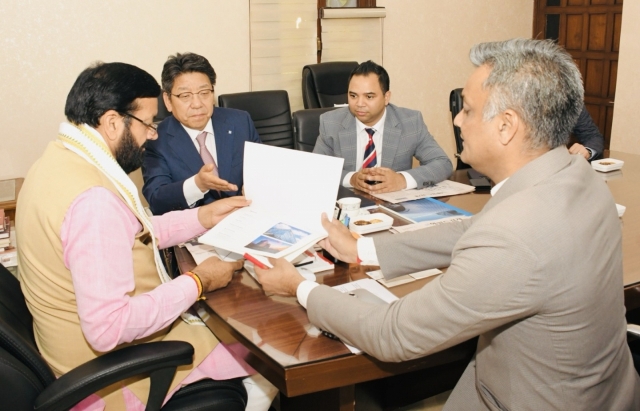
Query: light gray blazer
313,104,452,187
307,147,640,410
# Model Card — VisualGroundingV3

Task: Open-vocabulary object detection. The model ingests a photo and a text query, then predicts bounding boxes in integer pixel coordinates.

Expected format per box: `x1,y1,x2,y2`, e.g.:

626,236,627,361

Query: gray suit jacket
313,104,452,187
307,147,640,410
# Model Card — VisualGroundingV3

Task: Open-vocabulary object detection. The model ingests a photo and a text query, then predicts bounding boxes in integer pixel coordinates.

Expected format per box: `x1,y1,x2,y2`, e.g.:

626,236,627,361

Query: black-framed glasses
120,112,158,134
169,88,215,103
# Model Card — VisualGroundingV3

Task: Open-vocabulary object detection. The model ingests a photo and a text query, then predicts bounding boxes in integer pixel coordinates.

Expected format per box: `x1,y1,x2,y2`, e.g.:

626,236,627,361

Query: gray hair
469,38,584,150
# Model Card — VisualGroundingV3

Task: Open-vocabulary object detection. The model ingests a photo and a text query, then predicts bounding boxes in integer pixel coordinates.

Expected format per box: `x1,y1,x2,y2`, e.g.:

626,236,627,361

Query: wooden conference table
176,150,640,411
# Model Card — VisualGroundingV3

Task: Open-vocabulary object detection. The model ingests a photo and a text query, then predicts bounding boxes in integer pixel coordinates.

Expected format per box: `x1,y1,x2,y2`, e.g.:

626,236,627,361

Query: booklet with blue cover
380,197,472,223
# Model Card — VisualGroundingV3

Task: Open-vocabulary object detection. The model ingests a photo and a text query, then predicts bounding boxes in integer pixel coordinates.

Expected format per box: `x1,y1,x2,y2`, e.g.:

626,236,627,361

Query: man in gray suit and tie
313,60,452,194
257,39,640,410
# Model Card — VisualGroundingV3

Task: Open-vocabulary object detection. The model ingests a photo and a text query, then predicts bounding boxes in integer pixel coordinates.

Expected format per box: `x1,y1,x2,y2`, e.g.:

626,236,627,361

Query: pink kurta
61,187,253,410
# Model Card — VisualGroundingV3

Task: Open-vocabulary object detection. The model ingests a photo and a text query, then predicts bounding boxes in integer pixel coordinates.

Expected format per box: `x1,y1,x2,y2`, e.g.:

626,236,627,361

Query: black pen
294,260,313,268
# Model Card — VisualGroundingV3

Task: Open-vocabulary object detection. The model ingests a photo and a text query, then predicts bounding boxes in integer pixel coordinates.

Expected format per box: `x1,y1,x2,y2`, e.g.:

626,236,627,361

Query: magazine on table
380,197,472,224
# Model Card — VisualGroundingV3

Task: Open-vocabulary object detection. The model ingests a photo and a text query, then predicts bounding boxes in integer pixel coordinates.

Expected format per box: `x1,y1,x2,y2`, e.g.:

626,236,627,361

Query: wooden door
534,0,624,149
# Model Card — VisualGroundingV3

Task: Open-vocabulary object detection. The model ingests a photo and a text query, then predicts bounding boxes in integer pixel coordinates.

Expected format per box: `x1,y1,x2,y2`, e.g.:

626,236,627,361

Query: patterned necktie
196,131,219,177
362,128,377,168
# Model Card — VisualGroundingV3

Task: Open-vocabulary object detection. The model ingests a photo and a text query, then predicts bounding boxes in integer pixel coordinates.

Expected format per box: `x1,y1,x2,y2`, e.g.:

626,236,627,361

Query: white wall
377,0,534,162
2,1,637,181
0,0,251,180
610,0,640,155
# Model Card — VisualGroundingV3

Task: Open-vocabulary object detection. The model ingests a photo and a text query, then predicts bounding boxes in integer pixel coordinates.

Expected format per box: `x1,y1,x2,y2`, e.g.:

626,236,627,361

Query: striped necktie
196,131,219,177
362,128,377,168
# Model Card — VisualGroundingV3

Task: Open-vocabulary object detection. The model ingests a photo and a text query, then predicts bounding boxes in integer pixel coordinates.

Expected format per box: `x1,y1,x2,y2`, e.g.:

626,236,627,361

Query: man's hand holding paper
317,213,358,263
193,256,244,292
255,257,306,297
256,213,359,297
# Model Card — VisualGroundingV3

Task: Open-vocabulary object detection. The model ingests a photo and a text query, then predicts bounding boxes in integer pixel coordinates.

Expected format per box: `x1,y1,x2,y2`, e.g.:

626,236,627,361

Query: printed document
371,180,475,203
198,143,344,260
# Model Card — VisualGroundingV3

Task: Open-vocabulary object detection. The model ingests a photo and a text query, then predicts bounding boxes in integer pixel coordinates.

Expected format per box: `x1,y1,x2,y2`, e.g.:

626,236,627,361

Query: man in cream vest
17,62,276,410
256,39,640,410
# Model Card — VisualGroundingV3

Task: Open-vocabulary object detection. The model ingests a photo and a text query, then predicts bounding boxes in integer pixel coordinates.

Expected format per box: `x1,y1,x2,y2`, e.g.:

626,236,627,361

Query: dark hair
64,62,160,127
161,52,217,93
348,60,390,93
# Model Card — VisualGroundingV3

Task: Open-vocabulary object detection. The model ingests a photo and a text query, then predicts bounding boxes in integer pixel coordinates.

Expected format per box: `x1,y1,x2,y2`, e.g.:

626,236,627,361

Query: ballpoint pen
243,253,269,269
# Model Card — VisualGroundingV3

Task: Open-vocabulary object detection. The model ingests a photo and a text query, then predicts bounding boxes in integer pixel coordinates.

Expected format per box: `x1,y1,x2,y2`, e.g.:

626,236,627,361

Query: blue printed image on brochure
383,197,472,223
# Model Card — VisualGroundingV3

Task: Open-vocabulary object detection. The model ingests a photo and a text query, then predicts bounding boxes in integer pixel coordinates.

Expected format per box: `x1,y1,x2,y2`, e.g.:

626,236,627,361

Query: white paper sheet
366,268,442,288
183,241,243,265
332,279,398,303
390,216,470,233
199,143,344,259
371,180,475,203
331,279,398,354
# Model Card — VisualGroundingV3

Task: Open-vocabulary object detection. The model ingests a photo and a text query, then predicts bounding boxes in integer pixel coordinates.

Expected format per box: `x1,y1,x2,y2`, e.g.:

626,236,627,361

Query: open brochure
371,180,475,204
380,197,472,225
198,143,344,261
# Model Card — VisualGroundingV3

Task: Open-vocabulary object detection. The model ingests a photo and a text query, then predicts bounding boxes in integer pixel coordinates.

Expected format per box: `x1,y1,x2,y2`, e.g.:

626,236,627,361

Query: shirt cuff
342,172,356,188
399,171,417,190
184,176,207,207
357,236,380,265
585,147,595,160
174,273,200,303
296,280,320,308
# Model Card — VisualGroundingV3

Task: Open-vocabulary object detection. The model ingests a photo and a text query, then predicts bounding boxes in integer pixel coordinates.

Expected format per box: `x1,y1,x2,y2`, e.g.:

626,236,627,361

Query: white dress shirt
297,177,509,308
182,119,217,207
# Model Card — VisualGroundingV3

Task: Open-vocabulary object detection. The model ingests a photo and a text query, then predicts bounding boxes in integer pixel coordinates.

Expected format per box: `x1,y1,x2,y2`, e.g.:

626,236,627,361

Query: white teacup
336,197,361,222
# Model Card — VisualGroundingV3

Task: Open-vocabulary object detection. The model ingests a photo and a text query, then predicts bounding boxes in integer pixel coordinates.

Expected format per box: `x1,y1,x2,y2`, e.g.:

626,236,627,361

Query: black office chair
628,325,640,374
302,61,358,109
449,88,471,170
154,93,172,123
0,263,247,411
292,107,338,152
218,90,294,148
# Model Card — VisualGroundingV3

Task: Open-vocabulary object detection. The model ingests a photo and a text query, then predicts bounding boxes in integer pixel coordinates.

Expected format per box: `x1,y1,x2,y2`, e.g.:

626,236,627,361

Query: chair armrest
35,341,194,411
628,324,640,338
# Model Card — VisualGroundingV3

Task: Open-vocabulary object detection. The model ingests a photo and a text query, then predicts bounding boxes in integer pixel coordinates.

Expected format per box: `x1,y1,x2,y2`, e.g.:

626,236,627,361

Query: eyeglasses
120,112,158,134
169,89,215,103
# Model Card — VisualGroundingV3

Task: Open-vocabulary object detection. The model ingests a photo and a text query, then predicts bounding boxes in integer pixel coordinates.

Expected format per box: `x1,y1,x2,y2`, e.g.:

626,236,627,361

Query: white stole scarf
57,122,203,325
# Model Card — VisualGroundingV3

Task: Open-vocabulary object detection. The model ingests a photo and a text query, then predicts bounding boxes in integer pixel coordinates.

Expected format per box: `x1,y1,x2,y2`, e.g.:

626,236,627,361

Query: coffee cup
336,197,361,222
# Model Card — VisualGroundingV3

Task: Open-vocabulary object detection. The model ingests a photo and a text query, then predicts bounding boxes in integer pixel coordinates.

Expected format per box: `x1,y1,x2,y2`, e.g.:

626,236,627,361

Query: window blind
321,7,385,64
249,0,317,111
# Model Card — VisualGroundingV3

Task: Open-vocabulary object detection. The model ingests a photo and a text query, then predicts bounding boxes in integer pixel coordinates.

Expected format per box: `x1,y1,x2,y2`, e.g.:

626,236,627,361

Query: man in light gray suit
257,39,640,410
313,60,452,194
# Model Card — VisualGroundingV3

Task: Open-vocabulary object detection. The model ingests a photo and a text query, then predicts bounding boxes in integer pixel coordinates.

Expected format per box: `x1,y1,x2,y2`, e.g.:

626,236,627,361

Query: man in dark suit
143,53,260,215
569,104,605,161
313,60,452,194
